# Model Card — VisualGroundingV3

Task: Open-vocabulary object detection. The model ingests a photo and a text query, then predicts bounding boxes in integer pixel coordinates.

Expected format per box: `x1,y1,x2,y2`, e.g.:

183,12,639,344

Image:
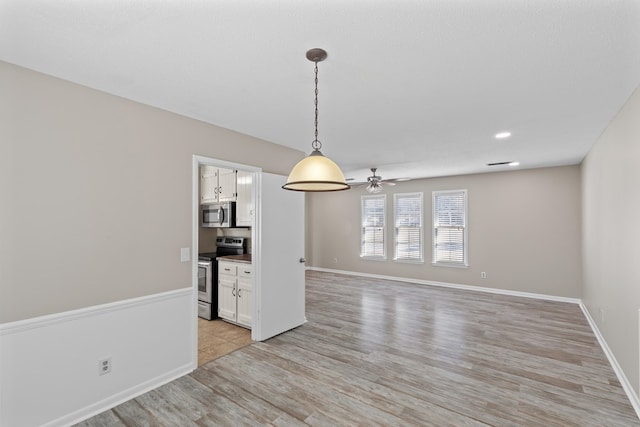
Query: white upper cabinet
217,168,238,202
236,171,253,227
200,166,237,203
200,165,218,204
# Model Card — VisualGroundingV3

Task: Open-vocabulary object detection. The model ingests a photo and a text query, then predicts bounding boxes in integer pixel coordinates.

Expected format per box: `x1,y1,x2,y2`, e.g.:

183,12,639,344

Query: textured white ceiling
2,0,639,182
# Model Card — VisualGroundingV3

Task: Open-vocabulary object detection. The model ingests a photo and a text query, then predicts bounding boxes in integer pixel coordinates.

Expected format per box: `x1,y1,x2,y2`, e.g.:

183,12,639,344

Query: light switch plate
180,247,190,262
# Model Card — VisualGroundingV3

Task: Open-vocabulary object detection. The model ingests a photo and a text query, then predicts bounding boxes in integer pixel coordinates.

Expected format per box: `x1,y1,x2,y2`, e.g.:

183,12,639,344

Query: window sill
393,258,424,264
360,256,387,262
432,262,468,269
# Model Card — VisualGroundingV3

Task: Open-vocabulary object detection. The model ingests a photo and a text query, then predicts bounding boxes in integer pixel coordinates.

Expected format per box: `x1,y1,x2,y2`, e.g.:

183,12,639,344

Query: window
361,195,386,258
433,190,467,266
394,193,423,262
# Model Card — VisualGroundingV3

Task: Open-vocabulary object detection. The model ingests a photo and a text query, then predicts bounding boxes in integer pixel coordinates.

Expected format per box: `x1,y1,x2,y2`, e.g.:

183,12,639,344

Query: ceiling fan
348,168,410,193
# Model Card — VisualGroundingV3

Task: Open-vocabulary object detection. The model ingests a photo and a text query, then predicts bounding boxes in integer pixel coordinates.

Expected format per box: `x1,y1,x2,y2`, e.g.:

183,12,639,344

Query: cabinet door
218,275,237,321
200,166,219,203
217,168,237,202
236,171,253,227
236,267,253,327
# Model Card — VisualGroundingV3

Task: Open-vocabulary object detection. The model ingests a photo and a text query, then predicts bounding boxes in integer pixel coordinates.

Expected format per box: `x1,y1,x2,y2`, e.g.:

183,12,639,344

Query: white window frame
360,195,386,260
393,192,424,263
432,189,468,267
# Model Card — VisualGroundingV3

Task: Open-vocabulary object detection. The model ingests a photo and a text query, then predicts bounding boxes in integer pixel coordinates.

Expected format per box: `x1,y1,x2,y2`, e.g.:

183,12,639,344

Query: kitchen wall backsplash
199,226,252,254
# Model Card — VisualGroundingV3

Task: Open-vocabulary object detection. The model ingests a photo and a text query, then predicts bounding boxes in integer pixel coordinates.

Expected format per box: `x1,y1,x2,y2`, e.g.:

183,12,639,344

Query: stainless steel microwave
201,202,236,228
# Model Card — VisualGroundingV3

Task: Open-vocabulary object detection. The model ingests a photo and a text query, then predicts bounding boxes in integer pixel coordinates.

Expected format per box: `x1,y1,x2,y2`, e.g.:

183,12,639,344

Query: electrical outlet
480,272,487,279
98,357,112,376
333,257,338,263
180,247,190,262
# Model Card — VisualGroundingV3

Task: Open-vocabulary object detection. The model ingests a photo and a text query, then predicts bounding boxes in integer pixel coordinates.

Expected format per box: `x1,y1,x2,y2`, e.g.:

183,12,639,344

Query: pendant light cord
312,61,322,151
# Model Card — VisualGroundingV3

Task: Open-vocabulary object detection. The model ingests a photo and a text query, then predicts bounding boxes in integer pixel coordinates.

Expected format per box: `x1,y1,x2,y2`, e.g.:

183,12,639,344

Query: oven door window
198,264,213,303
198,266,208,293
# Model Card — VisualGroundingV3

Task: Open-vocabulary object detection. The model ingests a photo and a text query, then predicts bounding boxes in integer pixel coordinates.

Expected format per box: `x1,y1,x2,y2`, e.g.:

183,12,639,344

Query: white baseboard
0,288,195,427
308,267,640,419
580,304,640,419
307,266,581,304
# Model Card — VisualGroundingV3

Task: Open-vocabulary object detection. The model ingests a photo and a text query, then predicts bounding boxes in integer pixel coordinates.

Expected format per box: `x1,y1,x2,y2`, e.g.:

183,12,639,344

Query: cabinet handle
244,270,251,274
238,289,242,298
232,287,236,297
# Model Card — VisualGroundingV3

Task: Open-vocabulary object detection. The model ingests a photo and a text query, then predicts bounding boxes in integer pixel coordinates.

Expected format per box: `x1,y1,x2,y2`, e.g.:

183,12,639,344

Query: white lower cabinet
218,266,237,321
236,267,253,326
218,260,253,328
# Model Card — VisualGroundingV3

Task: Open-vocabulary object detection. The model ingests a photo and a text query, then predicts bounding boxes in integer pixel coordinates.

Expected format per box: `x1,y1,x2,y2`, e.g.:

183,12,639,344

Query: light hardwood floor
76,271,639,426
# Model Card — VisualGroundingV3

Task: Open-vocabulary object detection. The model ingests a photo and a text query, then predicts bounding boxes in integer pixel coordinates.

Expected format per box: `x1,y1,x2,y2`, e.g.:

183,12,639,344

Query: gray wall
306,165,582,298
0,61,303,323
582,85,640,394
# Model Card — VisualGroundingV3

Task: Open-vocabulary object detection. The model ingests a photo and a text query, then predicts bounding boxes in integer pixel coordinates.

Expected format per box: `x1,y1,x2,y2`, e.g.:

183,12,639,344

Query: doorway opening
191,155,261,367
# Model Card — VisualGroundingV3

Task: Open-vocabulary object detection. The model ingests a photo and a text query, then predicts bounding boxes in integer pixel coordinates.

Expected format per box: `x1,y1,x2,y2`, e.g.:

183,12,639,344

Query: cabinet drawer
238,265,253,278
218,261,237,276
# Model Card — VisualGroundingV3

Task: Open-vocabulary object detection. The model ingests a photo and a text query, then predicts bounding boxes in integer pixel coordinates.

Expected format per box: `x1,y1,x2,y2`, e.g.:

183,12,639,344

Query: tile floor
197,318,252,366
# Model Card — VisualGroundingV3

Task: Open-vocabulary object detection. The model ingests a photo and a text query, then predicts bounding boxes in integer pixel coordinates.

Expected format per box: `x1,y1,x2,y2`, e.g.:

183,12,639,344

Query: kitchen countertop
217,254,252,264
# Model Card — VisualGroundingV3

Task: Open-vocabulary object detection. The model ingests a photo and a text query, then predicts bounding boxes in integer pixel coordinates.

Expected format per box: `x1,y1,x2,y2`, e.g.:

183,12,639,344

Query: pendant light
282,48,350,192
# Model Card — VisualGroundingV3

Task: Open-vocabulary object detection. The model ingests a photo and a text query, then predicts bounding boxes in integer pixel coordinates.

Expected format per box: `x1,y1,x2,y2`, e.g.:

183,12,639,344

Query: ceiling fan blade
384,177,411,183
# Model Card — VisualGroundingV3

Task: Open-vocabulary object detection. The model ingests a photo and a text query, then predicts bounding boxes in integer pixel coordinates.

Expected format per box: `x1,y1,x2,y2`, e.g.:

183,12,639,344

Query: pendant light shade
283,48,350,192
282,150,350,191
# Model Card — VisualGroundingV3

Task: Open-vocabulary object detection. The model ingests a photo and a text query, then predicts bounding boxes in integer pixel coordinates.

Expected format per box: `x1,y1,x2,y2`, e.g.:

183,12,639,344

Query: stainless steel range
198,236,245,320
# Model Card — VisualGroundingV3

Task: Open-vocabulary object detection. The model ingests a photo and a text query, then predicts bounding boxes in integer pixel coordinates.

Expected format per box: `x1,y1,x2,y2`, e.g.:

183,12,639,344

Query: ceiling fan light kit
366,181,382,193
349,167,408,193
282,48,350,192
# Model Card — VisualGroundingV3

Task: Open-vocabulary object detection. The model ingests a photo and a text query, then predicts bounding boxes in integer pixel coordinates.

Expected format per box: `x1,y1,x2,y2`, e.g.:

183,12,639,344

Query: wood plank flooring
76,271,639,426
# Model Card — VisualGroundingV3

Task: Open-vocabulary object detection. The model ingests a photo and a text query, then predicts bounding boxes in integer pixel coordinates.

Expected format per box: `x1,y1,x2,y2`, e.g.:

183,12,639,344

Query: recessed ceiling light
508,161,520,166
495,132,511,139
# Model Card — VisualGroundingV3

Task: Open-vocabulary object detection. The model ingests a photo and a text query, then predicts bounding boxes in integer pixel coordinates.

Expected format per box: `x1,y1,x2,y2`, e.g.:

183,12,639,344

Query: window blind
394,193,423,261
361,195,386,258
433,190,467,266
